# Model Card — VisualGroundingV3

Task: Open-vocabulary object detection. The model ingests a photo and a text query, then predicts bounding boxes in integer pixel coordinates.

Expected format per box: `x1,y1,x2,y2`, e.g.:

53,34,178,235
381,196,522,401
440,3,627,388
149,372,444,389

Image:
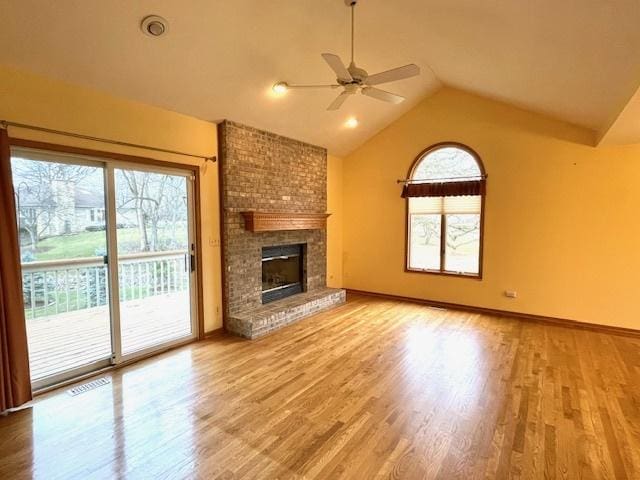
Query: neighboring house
16,182,135,244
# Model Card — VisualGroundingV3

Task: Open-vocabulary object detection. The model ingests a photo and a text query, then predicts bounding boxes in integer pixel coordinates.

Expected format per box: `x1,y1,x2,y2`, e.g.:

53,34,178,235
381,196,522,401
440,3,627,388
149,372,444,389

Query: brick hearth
227,288,346,339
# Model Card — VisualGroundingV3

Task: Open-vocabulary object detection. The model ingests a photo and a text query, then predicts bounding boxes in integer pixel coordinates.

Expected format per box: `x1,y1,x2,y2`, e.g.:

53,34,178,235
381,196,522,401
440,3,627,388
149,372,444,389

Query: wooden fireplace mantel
240,211,331,232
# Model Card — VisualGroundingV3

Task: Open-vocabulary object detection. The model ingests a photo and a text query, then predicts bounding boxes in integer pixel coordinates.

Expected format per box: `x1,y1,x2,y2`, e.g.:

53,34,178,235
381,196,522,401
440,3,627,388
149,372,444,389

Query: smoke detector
141,15,168,37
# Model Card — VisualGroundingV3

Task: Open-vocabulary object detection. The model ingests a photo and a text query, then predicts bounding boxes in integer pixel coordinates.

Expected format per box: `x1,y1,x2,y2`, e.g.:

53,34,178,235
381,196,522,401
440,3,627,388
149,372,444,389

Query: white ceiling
1,0,640,155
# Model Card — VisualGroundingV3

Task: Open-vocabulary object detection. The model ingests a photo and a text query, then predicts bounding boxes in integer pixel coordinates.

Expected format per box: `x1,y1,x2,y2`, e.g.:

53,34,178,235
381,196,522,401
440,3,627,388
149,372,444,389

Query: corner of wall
327,154,343,288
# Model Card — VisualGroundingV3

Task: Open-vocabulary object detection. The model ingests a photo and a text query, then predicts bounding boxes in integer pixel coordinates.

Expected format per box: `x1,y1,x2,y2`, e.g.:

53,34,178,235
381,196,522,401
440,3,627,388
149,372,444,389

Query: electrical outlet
504,290,517,299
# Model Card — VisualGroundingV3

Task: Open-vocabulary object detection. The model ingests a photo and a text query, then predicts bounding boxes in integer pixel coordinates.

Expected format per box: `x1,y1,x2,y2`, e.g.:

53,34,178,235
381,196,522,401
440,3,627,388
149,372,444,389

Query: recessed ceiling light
272,82,289,95
141,15,169,37
345,117,359,128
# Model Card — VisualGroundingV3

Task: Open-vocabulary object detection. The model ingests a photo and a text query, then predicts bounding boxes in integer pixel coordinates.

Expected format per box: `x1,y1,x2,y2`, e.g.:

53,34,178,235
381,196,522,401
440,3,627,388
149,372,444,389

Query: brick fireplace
218,121,345,339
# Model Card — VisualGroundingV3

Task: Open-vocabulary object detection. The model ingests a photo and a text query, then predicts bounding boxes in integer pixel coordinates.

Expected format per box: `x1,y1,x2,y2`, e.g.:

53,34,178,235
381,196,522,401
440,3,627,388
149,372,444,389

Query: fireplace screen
262,244,304,304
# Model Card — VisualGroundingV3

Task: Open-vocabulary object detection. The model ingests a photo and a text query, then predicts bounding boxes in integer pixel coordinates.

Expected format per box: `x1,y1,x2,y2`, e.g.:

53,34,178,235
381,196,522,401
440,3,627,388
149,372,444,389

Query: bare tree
414,148,481,181
445,215,480,251
159,176,188,249
415,216,439,245
118,171,151,251
12,159,91,248
117,171,184,252
413,214,479,250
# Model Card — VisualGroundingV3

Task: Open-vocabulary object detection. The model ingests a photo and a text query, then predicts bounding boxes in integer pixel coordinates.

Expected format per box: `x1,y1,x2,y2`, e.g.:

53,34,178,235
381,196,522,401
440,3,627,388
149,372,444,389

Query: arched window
403,143,486,277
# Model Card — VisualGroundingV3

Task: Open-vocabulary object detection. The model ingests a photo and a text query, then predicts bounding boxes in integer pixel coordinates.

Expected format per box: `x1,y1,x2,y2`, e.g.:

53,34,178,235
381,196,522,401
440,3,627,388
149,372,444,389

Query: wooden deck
26,292,193,381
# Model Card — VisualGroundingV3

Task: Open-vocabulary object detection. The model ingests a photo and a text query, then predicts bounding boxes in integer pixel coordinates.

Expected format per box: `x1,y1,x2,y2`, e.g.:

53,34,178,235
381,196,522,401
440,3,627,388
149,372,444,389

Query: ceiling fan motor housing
344,0,358,6
344,64,368,85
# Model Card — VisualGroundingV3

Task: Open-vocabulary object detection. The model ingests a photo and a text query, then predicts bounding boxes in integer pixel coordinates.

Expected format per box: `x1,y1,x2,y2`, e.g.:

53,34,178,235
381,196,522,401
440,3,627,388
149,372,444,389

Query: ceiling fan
273,0,421,111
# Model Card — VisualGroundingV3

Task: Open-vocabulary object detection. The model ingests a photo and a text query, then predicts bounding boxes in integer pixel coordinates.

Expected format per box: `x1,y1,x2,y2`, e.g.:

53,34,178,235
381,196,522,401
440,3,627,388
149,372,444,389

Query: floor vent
67,377,110,396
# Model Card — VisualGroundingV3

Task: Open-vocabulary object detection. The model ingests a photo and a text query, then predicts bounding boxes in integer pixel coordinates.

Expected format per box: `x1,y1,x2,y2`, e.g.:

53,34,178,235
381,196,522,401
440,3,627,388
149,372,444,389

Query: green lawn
26,227,187,261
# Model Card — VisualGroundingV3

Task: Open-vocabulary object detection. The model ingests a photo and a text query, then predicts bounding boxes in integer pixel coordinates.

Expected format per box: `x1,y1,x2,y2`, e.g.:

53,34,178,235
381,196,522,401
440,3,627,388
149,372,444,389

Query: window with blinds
408,195,482,215
405,145,485,277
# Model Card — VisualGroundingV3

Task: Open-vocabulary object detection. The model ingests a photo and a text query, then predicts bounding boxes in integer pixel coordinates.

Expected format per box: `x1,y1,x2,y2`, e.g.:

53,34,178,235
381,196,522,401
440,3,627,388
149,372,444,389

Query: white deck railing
21,250,189,319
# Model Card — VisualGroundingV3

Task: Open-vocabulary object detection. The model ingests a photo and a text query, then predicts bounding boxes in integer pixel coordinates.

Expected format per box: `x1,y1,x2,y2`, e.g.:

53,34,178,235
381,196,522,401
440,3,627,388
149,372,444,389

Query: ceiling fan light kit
345,117,359,128
272,82,289,94
273,0,420,111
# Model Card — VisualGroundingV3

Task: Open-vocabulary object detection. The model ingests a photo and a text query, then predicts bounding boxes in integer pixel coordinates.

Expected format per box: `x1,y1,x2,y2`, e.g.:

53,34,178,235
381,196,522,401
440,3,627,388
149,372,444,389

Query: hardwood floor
1,293,639,479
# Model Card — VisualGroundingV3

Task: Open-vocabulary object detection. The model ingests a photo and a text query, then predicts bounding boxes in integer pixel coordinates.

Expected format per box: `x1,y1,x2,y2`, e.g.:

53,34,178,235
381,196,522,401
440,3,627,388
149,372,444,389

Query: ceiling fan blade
361,87,405,104
286,84,341,89
321,53,353,82
365,64,420,86
327,91,351,111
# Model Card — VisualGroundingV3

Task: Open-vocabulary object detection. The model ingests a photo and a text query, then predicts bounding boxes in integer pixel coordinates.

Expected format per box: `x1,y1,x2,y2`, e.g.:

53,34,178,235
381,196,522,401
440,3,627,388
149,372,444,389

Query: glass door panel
114,168,194,356
11,150,113,387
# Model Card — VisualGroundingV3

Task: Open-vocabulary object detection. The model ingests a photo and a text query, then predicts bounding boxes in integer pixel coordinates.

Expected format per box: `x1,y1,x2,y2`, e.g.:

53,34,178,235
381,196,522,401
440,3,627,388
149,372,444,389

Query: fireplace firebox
262,244,305,304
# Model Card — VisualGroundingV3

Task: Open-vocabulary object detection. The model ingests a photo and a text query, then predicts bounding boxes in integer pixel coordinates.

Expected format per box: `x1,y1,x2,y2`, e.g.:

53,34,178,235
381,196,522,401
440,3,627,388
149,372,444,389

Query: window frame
404,142,486,279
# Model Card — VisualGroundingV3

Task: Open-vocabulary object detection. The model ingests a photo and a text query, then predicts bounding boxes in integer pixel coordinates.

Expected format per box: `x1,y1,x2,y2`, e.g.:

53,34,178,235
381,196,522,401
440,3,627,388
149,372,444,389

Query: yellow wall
0,65,223,332
343,87,640,330
327,155,343,288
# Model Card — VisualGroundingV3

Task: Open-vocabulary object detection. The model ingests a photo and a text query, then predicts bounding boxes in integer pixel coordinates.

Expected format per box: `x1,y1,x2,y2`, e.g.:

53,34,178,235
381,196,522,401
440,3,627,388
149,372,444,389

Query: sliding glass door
11,151,113,389
114,167,195,358
10,147,198,389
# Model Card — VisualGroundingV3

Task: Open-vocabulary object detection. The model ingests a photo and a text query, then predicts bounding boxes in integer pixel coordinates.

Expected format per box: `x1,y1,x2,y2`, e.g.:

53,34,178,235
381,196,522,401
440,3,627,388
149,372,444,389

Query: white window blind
409,195,481,215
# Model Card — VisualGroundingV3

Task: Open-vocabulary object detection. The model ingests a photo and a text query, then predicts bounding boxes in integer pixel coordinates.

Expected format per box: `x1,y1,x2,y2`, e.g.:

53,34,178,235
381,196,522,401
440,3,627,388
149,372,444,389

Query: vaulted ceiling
1,0,640,155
